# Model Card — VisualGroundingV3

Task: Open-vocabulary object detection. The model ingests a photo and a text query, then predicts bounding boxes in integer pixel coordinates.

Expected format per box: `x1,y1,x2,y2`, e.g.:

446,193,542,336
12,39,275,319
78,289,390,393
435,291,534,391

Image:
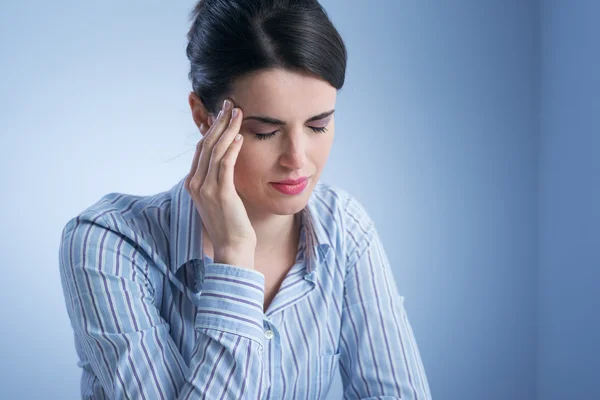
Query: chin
270,198,309,215
269,189,313,215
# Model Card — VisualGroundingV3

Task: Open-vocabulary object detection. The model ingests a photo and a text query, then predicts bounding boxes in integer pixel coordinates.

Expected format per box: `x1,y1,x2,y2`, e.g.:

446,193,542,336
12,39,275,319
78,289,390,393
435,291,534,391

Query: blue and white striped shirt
58,174,432,399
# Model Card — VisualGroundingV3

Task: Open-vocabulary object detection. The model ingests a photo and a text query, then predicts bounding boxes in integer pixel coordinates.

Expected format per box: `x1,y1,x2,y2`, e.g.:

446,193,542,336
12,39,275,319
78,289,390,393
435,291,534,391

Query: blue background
0,1,597,399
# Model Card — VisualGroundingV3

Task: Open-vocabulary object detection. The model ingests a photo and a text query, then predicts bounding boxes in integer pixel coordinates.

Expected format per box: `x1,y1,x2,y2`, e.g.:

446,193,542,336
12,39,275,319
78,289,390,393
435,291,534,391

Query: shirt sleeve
58,212,269,400
339,222,432,400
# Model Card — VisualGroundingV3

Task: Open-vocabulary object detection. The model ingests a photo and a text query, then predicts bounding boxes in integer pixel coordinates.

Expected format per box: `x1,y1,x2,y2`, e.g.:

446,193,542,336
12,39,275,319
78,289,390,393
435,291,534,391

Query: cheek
313,132,334,163
237,145,260,168
233,145,267,183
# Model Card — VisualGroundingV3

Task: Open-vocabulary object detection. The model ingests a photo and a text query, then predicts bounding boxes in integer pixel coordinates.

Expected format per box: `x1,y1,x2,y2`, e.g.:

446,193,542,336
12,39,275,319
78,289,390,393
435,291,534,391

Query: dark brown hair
186,0,347,114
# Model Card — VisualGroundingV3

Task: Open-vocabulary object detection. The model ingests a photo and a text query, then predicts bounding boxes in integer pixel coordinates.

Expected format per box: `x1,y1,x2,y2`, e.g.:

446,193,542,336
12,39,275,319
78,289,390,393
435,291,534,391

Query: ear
188,92,218,136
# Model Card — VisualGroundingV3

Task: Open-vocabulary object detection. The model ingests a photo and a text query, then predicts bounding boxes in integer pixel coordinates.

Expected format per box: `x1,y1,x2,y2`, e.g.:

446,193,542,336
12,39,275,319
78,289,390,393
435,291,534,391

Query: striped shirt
58,174,432,399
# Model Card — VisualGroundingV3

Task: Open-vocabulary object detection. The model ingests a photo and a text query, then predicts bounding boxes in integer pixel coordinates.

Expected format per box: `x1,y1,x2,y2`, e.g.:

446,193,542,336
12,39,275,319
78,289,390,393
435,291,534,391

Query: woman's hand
184,99,256,270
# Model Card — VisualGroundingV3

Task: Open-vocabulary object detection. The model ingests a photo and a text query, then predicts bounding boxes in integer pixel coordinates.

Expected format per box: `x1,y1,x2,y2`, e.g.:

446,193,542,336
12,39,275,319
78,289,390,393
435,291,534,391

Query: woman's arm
58,212,268,399
339,201,432,400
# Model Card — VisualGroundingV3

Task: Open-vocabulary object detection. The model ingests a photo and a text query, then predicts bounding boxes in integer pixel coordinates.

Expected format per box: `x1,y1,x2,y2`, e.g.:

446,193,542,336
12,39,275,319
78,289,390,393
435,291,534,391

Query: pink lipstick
271,177,309,195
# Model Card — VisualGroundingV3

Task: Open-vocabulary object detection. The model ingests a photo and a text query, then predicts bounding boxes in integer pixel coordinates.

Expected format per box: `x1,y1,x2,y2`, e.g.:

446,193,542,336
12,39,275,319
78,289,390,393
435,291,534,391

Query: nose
278,128,306,170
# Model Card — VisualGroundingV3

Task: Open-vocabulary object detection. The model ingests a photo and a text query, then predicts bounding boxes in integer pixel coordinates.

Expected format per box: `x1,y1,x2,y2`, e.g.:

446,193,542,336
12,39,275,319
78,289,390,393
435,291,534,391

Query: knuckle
220,156,233,168
212,142,225,155
199,185,213,198
185,181,193,194
189,178,201,192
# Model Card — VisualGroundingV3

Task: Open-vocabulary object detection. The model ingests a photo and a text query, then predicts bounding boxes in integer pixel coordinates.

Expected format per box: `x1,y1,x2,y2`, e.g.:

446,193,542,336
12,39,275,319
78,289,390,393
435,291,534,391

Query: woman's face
197,68,337,217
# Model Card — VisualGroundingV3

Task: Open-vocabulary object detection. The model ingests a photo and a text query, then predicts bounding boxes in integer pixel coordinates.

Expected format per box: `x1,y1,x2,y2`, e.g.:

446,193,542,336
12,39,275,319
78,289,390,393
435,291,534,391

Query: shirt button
264,330,274,340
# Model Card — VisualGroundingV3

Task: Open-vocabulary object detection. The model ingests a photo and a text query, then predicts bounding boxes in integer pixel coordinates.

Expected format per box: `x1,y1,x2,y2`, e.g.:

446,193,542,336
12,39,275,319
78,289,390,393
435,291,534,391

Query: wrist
214,245,255,270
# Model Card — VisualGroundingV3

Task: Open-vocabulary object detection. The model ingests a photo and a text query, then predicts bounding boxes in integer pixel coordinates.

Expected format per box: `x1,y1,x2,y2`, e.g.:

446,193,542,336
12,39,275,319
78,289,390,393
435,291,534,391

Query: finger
185,138,203,191
205,100,234,144
207,107,243,185
195,100,233,188
218,132,243,187
185,120,209,190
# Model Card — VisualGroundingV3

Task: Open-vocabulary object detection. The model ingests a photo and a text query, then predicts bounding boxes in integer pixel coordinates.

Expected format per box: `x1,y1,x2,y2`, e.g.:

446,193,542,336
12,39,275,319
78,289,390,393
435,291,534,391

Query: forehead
229,68,336,118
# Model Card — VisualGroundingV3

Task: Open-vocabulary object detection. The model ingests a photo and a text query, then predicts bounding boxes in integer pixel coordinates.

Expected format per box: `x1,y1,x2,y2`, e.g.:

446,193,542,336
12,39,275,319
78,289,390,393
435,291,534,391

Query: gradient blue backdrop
0,1,597,399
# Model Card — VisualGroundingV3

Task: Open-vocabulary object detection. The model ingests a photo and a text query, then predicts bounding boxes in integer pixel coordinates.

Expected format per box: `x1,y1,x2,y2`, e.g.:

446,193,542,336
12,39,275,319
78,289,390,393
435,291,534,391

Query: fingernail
223,99,232,110
235,134,242,141
231,108,238,119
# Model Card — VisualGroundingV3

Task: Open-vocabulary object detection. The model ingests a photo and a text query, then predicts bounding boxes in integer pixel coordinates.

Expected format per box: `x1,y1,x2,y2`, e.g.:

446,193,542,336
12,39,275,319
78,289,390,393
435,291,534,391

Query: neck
248,210,300,259
202,209,301,262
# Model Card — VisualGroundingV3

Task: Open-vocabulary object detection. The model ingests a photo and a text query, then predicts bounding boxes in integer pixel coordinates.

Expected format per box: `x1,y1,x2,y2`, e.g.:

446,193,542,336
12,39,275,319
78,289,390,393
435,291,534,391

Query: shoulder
312,181,373,224
59,186,172,265
311,181,376,265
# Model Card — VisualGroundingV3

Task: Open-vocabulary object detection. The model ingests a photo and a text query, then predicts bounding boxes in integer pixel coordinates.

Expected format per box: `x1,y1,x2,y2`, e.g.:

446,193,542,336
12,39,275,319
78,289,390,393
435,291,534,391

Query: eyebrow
242,109,335,126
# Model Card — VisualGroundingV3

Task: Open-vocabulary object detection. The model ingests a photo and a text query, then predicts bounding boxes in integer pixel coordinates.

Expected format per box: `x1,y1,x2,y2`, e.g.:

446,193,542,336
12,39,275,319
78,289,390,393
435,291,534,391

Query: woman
58,0,432,398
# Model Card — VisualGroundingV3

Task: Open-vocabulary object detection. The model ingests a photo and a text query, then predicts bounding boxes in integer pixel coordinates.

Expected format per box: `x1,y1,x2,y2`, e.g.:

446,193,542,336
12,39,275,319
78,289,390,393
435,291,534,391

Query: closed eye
255,126,329,140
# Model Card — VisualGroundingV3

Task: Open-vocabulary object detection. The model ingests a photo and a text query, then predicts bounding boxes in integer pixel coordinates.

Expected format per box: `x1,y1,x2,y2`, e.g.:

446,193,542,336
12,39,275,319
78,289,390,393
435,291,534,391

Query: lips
271,178,309,195
272,176,308,185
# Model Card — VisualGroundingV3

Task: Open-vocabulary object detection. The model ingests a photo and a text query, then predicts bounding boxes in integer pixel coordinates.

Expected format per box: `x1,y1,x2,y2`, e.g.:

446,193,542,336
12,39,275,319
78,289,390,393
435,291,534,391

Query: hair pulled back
186,0,347,114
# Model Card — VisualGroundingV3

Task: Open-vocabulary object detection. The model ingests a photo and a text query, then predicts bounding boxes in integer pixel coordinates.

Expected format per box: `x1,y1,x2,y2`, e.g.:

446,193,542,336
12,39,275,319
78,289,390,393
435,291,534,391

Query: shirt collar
168,175,331,276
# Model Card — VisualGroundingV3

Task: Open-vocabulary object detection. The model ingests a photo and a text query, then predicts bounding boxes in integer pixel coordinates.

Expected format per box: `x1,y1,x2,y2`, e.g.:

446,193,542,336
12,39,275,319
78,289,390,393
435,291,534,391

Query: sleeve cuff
195,263,266,343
